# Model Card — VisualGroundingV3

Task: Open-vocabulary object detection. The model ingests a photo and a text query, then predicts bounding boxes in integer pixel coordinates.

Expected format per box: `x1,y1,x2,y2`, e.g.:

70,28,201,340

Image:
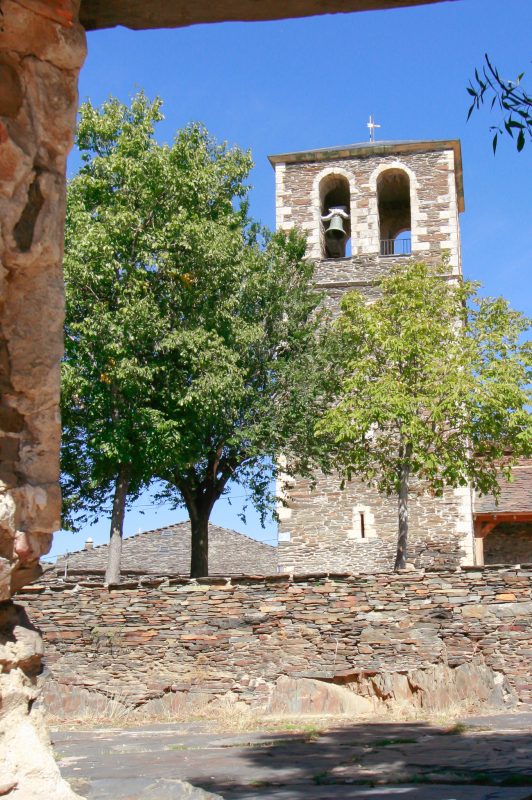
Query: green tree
467,54,531,152
152,220,332,578
317,262,531,570
62,92,330,581
62,93,253,583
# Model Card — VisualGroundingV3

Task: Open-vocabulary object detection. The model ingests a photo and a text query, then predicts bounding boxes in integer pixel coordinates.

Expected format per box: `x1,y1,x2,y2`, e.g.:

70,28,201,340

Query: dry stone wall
18,567,532,719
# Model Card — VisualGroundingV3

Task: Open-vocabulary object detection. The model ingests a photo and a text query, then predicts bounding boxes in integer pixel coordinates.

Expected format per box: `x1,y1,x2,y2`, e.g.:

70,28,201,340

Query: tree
62,92,331,580
467,54,531,153
62,93,254,583
152,223,332,578
316,261,531,570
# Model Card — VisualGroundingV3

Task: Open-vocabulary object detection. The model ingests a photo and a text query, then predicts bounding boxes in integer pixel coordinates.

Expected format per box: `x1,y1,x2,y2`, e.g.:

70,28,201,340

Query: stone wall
80,0,455,32
278,474,473,574
18,567,532,718
0,0,86,598
0,2,85,797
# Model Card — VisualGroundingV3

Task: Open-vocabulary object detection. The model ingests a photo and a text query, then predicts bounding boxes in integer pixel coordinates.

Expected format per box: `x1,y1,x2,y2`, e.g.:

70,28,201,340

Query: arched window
319,174,351,259
377,169,412,257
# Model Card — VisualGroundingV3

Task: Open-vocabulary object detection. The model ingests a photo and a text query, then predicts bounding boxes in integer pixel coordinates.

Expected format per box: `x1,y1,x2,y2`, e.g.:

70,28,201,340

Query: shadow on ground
206,719,532,799
54,713,532,800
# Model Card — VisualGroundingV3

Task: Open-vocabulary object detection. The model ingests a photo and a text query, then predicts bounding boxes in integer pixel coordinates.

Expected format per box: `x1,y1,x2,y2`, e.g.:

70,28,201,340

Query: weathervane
367,114,381,143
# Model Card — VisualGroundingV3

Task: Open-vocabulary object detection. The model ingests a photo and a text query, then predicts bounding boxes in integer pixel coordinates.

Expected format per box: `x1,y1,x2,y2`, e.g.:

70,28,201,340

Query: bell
325,213,347,241
322,206,349,257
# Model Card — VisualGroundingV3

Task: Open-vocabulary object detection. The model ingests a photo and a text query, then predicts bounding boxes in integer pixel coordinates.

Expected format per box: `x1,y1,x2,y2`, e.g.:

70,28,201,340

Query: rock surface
0,0,85,797
0,603,82,799
141,781,224,799
268,675,376,716
0,0,85,601
268,661,516,716
79,0,455,31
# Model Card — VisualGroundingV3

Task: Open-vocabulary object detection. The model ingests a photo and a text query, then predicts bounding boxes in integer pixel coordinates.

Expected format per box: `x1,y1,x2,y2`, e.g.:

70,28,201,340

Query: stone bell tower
269,139,475,573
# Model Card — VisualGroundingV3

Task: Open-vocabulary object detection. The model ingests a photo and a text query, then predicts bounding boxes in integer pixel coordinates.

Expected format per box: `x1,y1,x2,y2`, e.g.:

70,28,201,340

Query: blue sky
50,0,531,559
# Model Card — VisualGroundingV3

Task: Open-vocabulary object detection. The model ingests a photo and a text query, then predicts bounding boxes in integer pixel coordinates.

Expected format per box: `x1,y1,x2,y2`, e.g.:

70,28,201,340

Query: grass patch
501,774,532,787
225,737,311,749
260,720,325,737
372,737,418,747
388,769,532,787
440,722,492,736
466,772,496,784
168,736,312,752
442,722,468,735
438,722,492,736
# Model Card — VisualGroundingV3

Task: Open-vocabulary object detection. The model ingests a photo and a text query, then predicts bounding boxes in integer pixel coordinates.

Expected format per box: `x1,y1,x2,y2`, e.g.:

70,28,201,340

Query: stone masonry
80,0,455,31
270,140,475,573
474,460,532,565
0,2,85,797
17,566,532,719
278,475,473,574
484,523,532,566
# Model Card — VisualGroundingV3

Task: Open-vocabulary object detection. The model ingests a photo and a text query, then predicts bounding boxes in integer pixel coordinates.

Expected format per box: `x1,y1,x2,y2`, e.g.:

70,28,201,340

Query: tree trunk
104,464,131,585
190,511,210,578
394,443,412,571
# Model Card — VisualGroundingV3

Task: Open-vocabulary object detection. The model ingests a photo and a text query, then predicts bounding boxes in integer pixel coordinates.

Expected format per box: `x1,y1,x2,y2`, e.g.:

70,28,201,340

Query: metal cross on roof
367,114,381,142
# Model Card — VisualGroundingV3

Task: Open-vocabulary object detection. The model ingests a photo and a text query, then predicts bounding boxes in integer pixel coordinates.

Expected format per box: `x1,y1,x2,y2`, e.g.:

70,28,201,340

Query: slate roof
53,522,278,576
474,461,532,514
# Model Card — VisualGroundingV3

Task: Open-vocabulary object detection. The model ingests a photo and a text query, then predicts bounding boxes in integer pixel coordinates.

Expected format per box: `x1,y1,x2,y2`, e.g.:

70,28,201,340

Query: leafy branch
467,53,531,153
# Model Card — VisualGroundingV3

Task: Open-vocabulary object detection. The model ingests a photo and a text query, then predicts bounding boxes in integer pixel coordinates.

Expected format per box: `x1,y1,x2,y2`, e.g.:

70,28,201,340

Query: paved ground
53,712,532,800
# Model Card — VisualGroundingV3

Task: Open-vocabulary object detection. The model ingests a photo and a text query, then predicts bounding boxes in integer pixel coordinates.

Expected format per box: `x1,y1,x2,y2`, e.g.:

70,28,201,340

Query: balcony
380,237,412,257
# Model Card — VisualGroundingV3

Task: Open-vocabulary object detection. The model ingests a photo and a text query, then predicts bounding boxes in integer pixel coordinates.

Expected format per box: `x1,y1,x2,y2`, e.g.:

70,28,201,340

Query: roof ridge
56,520,276,560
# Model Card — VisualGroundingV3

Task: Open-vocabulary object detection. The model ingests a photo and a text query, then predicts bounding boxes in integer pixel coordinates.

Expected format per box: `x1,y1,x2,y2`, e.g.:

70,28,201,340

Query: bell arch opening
377,169,412,256
319,174,351,259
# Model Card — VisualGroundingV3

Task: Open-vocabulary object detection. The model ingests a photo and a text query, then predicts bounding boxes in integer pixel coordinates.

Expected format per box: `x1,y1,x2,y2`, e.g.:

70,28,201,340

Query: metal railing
380,238,412,257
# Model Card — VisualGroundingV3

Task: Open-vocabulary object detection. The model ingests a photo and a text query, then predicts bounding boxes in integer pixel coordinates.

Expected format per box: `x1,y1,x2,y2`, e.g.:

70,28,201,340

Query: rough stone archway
0,0,460,796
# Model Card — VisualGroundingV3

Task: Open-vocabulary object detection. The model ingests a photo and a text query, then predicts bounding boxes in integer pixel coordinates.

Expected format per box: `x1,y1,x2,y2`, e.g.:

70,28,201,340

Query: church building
269,137,494,573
